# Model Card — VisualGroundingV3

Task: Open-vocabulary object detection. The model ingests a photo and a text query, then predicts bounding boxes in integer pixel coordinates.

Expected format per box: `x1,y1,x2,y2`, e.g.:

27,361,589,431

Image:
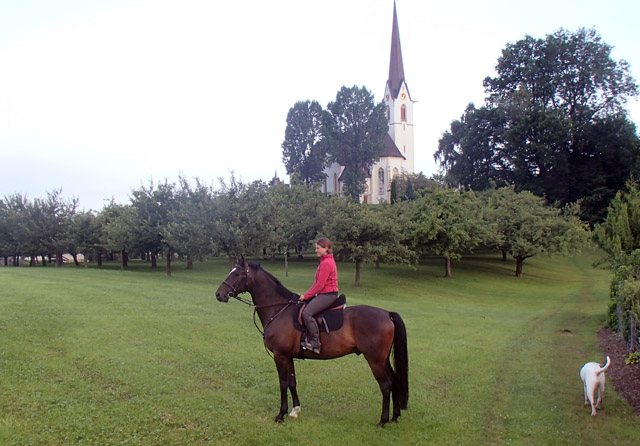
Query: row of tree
1,176,589,283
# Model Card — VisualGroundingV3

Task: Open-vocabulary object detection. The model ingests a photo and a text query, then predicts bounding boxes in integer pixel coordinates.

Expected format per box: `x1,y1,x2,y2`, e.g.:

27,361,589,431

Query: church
322,2,415,204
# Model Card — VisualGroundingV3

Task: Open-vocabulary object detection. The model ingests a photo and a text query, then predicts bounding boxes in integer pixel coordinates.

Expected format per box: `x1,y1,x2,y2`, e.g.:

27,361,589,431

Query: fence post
629,311,638,352
617,302,624,338
631,312,639,352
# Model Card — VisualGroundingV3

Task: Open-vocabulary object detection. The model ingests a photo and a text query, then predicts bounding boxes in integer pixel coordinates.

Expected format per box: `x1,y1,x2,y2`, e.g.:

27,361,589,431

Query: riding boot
302,319,321,354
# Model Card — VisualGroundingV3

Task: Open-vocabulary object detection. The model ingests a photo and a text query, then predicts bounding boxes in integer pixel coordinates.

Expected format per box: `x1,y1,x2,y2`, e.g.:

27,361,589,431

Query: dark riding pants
302,292,338,339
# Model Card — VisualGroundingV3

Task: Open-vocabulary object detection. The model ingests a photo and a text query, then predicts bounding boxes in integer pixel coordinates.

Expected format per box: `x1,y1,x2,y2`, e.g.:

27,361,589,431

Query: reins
222,263,302,358
227,291,301,358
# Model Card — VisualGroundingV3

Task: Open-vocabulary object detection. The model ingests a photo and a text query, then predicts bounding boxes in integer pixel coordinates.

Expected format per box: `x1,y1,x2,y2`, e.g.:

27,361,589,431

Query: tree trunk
56,253,63,267
97,252,103,267
515,256,524,277
375,260,380,269
166,252,172,277
501,250,507,261
444,257,452,277
72,253,79,266
270,248,276,263
151,254,157,268
84,251,89,268
186,256,193,270
285,250,289,277
355,260,361,287
120,249,126,271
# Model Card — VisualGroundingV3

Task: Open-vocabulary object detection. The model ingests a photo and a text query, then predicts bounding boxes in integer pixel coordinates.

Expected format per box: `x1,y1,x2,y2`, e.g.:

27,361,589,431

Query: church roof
382,133,406,159
387,2,407,100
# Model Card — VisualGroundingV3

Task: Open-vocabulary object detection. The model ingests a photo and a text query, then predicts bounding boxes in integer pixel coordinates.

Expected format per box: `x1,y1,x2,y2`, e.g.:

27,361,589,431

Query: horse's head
215,255,251,302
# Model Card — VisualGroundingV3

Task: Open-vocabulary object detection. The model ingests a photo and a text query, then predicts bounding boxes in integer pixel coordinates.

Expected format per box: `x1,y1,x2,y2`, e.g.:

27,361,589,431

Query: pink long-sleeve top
300,253,338,300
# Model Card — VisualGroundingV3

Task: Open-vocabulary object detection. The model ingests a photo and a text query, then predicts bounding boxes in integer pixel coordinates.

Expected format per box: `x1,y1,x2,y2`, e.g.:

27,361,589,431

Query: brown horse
214,256,408,426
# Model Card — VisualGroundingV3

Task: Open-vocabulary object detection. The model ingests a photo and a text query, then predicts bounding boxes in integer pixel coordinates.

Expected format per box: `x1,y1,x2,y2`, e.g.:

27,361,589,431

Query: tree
324,85,389,201
281,100,329,186
130,180,178,275
435,28,640,225
405,184,489,277
163,176,216,269
71,211,103,267
99,202,140,271
0,194,30,265
486,186,589,277
324,197,413,286
593,180,640,259
390,172,433,203
210,176,269,268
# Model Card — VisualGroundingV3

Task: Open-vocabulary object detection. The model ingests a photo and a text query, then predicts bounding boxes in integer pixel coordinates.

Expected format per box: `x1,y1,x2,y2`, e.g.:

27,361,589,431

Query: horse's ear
238,254,248,268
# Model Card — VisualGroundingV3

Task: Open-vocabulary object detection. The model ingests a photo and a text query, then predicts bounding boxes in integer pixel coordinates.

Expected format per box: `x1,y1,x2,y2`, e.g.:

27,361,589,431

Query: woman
299,237,339,354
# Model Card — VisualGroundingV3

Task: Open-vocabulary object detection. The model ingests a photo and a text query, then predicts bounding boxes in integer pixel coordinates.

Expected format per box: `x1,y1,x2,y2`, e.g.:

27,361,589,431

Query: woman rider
299,237,339,354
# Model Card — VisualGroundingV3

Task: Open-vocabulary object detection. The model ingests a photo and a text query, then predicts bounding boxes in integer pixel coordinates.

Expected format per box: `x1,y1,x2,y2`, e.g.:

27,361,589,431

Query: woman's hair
316,237,333,253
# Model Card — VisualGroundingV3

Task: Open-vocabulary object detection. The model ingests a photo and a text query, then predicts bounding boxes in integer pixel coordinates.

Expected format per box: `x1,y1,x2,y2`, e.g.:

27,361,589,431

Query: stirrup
301,338,321,354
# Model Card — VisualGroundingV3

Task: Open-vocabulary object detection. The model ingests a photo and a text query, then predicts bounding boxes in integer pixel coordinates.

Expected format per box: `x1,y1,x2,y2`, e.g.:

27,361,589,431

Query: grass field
1,250,638,445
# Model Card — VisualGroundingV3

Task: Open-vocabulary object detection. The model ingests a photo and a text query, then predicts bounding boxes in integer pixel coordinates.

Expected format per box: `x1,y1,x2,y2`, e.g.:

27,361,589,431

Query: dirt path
598,327,640,415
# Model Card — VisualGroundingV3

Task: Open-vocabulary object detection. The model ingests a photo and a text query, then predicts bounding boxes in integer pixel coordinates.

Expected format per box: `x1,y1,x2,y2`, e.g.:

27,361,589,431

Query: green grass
0,251,637,445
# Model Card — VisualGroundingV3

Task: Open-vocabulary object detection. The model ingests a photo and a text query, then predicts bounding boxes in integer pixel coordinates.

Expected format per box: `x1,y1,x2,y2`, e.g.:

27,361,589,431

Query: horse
214,255,408,427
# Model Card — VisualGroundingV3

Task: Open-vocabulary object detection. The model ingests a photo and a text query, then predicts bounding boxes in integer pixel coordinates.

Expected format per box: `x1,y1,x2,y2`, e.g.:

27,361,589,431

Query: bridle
221,265,301,343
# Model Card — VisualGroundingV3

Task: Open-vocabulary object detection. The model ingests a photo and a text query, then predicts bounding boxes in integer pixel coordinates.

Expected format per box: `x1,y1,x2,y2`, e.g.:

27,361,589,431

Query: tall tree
324,85,389,201
281,100,328,186
435,28,640,224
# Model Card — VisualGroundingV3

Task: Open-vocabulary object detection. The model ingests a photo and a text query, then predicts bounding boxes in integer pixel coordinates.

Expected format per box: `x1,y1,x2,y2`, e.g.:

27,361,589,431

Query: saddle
294,294,347,333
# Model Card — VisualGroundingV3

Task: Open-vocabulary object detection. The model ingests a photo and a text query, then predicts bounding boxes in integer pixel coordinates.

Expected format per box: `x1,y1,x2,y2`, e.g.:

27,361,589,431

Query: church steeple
387,1,406,100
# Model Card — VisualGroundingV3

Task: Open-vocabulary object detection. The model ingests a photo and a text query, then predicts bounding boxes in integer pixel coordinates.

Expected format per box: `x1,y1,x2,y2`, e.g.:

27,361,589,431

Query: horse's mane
247,261,298,301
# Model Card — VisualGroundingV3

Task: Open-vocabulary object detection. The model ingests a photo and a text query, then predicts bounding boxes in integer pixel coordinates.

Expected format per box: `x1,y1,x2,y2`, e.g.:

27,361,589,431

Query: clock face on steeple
400,92,407,100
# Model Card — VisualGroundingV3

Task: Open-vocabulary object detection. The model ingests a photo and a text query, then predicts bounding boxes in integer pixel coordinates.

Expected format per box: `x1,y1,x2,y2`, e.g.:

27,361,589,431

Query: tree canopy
323,85,389,201
435,27,640,225
281,100,328,186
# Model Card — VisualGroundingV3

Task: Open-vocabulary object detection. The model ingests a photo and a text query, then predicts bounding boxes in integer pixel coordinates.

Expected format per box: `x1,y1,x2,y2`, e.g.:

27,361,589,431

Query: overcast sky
1,0,639,211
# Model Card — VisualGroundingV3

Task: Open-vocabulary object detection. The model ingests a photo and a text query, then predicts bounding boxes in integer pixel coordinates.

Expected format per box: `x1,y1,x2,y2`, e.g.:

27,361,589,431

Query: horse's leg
366,357,393,427
287,359,301,418
388,360,401,422
273,353,291,422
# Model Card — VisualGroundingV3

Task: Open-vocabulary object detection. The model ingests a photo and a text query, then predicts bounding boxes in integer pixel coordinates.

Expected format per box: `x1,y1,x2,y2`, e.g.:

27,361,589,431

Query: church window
334,173,339,195
386,106,390,121
401,104,406,122
378,168,385,195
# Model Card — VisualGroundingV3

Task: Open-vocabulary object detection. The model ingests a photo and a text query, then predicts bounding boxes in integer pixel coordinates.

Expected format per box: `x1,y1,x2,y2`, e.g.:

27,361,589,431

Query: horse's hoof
376,420,388,428
274,415,285,423
288,406,301,418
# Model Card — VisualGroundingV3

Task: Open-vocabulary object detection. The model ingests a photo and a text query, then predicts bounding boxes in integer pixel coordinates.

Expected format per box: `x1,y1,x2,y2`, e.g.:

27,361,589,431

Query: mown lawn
0,250,637,445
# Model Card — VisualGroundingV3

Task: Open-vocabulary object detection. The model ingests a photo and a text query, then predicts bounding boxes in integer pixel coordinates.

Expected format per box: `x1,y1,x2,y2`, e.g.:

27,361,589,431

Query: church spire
387,1,405,100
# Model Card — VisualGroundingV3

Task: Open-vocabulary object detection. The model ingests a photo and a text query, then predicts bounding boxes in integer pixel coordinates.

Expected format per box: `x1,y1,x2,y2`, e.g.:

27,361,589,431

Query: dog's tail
596,356,611,375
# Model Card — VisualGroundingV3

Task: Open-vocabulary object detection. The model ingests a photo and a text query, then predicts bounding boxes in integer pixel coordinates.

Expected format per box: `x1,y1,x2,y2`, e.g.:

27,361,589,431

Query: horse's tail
390,311,409,410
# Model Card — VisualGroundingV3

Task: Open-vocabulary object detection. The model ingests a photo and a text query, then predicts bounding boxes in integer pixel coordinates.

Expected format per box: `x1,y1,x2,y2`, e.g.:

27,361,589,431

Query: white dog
579,356,611,416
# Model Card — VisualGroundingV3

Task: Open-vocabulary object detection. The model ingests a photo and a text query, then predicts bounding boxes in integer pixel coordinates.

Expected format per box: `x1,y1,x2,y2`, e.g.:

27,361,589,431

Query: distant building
323,2,415,203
